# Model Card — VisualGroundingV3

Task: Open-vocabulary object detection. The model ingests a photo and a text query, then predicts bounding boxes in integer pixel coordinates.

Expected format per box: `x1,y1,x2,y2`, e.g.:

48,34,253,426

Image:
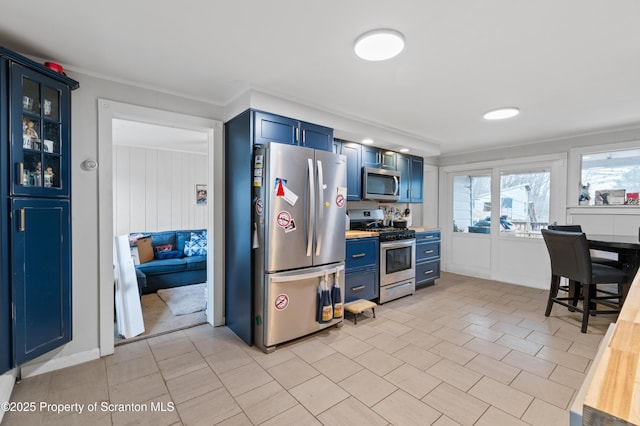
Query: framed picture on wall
195,184,207,205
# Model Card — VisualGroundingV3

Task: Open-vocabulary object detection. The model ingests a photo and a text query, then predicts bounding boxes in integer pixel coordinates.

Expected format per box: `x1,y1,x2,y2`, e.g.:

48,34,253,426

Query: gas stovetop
353,226,416,242
348,208,415,242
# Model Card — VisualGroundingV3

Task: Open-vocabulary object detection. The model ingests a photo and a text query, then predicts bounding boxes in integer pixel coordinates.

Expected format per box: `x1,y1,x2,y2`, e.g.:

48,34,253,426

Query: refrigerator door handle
315,160,324,256
270,264,345,283
307,158,315,257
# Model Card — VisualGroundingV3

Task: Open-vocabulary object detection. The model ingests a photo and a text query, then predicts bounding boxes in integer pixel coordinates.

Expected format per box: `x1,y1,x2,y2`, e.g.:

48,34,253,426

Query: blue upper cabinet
397,154,423,203
253,110,333,151
362,146,396,170
10,63,72,198
339,141,362,201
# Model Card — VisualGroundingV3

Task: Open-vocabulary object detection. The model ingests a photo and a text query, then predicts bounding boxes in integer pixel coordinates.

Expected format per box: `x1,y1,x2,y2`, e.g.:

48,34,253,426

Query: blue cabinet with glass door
0,47,78,373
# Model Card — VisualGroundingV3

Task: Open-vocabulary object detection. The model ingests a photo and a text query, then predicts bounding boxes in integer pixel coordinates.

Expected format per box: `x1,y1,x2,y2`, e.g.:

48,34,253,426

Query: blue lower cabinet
11,198,71,365
345,269,378,303
415,230,441,288
345,237,379,302
416,260,440,286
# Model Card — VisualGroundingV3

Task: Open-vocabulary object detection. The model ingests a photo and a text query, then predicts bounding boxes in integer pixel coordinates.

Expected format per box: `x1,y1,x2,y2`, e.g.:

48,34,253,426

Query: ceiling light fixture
354,29,405,61
399,148,410,153
362,138,374,145
483,107,520,120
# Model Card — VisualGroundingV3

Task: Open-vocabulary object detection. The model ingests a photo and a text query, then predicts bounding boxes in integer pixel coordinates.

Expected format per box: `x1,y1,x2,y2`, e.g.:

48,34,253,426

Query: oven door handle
380,239,415,250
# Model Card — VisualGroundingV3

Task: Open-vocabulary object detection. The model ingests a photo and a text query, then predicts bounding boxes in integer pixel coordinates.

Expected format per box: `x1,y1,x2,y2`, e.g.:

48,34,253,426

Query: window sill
568,206,640,215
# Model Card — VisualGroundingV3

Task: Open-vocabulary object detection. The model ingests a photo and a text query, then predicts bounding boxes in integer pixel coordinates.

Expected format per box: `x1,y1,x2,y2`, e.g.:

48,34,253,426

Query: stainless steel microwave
362,167,400,201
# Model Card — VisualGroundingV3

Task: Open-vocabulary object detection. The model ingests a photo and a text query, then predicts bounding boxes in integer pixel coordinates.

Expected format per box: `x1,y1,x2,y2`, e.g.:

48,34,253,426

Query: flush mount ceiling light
483,107,520,120
362,138,374,145
354,29,405,61
399,148,410,153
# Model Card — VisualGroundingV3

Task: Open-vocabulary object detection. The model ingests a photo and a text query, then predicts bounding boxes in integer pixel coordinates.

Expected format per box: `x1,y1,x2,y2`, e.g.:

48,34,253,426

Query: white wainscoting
113,145,208,235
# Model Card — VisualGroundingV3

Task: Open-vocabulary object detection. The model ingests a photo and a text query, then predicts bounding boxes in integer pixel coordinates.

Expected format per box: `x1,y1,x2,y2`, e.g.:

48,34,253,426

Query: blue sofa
131,229,207,294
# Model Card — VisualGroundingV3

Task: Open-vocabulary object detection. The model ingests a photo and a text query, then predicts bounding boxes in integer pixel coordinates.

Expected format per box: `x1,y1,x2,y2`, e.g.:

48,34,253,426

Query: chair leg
568,280,581,312
546,275,560,317
581,284,591,333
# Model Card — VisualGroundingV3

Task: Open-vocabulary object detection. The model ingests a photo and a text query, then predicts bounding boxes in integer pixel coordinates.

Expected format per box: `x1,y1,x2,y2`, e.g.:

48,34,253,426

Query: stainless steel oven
379,238,416,303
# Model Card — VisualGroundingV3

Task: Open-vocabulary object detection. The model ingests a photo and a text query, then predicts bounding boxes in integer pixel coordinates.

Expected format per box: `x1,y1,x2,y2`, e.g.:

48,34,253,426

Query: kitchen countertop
346,226,439,239
409,227,439,232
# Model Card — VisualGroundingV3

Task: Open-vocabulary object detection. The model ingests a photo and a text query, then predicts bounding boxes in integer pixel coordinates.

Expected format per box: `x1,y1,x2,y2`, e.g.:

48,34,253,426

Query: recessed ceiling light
362,138,374,145
483,107,520,120
354,29,405,61
399,148,410,153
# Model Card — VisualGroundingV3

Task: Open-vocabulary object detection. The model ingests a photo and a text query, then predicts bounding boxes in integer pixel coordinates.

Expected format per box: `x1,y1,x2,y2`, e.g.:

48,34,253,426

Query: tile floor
3,272,613,425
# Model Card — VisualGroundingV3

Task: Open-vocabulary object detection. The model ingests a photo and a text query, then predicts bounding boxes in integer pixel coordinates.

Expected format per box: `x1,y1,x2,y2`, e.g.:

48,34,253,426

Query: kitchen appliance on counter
252,143,347,353
349,209,416,303
362,167,400,201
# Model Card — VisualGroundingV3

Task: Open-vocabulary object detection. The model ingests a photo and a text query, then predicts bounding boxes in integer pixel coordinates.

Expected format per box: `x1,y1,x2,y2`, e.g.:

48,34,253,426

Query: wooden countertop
583,269,640,425
345,230,378,239
410,227,439,232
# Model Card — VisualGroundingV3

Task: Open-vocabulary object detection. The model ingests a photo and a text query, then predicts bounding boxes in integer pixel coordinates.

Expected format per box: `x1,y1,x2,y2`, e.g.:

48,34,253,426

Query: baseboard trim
20,348,101,379
0,369,18,424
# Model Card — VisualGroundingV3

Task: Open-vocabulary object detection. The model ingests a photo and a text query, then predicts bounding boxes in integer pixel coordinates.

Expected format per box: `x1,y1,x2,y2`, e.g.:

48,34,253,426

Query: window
581,149,640,205
452,174,491,233
500,171,550,237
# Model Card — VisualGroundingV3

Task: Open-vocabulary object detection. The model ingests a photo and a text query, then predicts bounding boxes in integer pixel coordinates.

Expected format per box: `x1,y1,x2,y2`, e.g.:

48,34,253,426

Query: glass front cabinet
12,63,71,197
1,47,78,374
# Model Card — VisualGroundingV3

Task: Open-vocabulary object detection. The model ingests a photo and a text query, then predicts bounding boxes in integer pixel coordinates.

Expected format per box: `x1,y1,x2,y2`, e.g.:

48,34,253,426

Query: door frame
97,99,223,357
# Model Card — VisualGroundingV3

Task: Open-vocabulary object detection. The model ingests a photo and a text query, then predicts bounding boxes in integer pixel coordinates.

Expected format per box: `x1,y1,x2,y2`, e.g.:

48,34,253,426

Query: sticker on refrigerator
284,219,296,233
274,178,298,206
255,198,264,215
276,211,292,228
335,194,345,208
274,294,289,311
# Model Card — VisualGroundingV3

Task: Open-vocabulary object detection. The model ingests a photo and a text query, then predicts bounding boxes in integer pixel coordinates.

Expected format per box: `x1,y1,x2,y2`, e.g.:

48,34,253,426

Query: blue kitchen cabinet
362,146,396,170
397,154,424,203
11,198,71,365
345,237,379,302
253,110,333,151
338,141,362,201
415,230,440,288
0,47,77,373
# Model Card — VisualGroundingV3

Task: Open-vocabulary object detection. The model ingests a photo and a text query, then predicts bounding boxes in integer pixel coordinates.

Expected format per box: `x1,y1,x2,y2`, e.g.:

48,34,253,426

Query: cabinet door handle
351,253,366,258
17,162,24,185
296,128,300,144
424,250,434,254
422,235,434,239
17,209,25,232
351,285,366,292
424,270,434,275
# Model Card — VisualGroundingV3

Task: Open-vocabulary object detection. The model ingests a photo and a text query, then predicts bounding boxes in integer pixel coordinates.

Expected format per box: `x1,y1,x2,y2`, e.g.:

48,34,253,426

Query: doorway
98,100,224,357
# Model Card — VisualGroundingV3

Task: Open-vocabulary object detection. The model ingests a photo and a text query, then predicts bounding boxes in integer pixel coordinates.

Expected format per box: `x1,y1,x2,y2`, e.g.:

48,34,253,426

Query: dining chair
547,224,620,267
541,229,626,333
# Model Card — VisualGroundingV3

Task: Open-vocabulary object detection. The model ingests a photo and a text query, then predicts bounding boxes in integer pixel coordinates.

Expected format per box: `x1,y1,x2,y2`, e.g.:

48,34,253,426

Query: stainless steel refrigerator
252,143,347,353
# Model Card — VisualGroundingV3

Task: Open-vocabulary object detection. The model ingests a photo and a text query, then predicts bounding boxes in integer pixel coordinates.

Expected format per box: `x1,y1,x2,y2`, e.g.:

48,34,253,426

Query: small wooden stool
344,299,377,324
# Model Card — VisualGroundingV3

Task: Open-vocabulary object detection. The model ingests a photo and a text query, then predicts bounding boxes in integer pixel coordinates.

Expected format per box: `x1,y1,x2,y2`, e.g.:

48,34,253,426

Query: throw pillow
155,243,173,253
184,231,207,257
136,236,154,264
155,250,183,260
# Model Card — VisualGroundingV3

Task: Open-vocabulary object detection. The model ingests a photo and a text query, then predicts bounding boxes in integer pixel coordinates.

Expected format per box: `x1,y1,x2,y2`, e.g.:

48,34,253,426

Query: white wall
113,145,208,235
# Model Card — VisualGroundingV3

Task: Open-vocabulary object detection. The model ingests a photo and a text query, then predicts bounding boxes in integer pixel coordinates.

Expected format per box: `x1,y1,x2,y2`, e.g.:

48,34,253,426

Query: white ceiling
112,119,208,154
3,1,640,156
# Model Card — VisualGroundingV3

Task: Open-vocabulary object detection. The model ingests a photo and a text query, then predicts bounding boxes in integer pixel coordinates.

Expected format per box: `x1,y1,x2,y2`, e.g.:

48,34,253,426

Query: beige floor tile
288,375,349,416
463,337,511,360
393,344,442,370
366,331,411,354
217,361,273,397
49,358,108,393
426,358,482,392
204,346,253,375
475,406,528,426
490,321,532,338
567,341,598,359
8,371,52,403
373,389,441,425
379,309,416,324
461,323,503,342
399,329,443,350
328,335,374,358
338,368,397,406
149,336,197,362
312,352,364,383
495,334,543,356
432,326,474,346
259,404,321,426
511,371,575,409
107,353,159,386
373,319,413,336
318,396,388,426
468,376,533,418
355,348,404,376
434,315,475,332
428,340,477,365
486,311,526,325
405,316,446,334
107,340,152,367
422,383,489,426
234,380,298,424
165,366,222,404
554,325,605,348
460,312,497,328
526,330,573,351
465,354,521,384
109,372,168,404
521,398,570,426
536,346,590,372
432,414,463,426
518,318,560,335
157,349,207,381
192,336,237,358
549,365,586,390
39,409,112,426
267,356,319,389
384,364,441,399
341,323,382,341
176,387,241,426
110,393,179,426
146,330,187,347
289,338,337,363
215,412,252,425
244,345,297,369
503,349,556,378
